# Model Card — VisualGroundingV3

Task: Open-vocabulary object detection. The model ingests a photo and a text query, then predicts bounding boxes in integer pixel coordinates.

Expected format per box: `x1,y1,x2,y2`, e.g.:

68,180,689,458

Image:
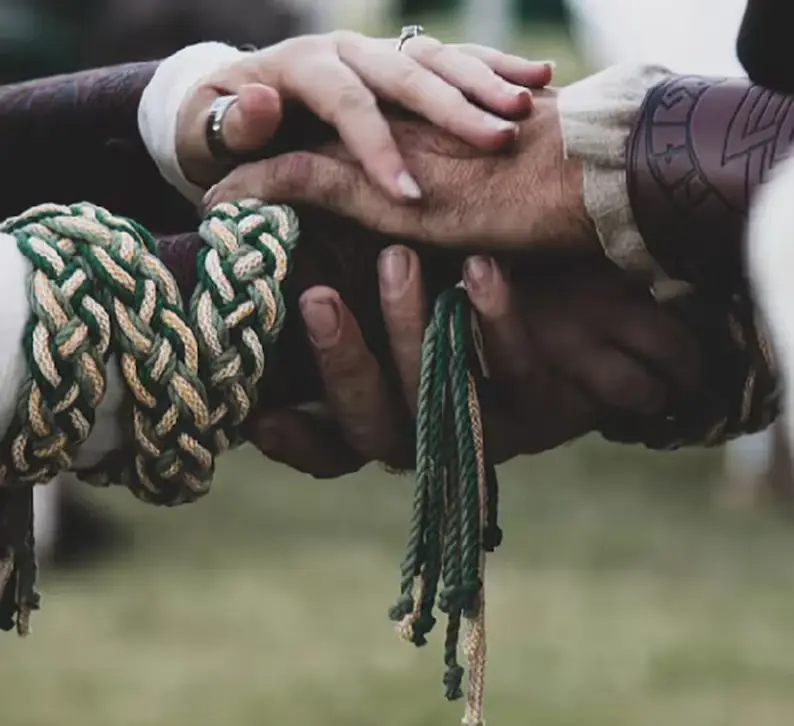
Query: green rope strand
0,199,298,634
440,404,464,700
391,286,502,724
0,198,501,724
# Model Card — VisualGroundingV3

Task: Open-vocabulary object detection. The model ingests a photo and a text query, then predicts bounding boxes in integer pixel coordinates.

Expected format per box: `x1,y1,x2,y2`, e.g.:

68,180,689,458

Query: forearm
737,0,794,94
0,62,195,231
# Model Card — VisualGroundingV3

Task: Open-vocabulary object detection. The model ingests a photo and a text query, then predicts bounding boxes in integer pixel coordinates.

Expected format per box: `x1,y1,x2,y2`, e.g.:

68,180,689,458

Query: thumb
221,83,283,154
204,151,418,238
246,409,366,479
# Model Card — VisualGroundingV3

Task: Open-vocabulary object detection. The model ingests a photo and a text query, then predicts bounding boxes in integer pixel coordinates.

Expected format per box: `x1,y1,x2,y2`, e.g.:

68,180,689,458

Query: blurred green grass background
6,20,794,726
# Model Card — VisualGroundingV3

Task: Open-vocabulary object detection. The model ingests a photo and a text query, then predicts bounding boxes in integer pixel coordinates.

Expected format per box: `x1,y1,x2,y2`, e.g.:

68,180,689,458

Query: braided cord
1,200,296,504
190,200,298,454
0,198,503,725
391,287,501,726
0,200,297,634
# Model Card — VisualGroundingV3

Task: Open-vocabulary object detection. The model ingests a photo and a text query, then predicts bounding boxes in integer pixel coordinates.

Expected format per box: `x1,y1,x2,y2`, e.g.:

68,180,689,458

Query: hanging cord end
0,484,39,636
391,287,499,722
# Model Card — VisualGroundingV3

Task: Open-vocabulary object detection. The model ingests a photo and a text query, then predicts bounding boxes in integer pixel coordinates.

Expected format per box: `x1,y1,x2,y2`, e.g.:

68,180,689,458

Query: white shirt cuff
0,233,125,469
558,64,689,300
138,42,245,207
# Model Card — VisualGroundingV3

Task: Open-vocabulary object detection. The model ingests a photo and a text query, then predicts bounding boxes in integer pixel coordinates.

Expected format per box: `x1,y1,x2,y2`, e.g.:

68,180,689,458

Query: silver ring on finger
396,24,425,52
205,94,259,166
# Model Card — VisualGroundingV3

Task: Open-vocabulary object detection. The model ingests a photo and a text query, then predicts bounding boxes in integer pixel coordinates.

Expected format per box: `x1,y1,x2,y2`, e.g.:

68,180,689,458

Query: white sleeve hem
0,231,125,469
0,233,33,443
138,42,246,207
558,64,689,300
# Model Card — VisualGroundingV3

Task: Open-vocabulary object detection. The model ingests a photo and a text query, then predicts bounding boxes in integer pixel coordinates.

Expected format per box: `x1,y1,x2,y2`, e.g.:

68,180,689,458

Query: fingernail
464,256,493,295
397,171,422,200
202,185,217,210
301,298,340,349
485,115,518,134
505,81,528,95
379,247,412,299
540,60,557,70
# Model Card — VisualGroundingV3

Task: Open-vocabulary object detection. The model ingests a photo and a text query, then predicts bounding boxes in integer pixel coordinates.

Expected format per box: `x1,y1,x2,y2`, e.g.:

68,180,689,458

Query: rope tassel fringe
390,287,502,726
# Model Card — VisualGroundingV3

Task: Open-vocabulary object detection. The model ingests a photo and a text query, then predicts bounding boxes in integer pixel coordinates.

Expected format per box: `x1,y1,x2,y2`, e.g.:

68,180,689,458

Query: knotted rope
0,200,497,725
0,199,298,630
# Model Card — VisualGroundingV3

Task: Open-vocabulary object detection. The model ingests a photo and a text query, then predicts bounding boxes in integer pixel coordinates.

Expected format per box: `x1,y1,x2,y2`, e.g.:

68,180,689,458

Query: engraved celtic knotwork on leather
628,75,794,295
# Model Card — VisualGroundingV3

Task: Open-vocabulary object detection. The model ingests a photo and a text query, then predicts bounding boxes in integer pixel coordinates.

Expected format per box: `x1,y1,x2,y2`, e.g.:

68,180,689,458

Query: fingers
204,153,425,240
600,307,701,392
560,344,668,414
463,256,545,410
279,51,422,202
464,256,592,451
400,37,536,119
524,288,672,416
300,286,411,466
247,409,366,479
339,35,519,152
378,246,428,416
451,45,555,88
220,83,283,154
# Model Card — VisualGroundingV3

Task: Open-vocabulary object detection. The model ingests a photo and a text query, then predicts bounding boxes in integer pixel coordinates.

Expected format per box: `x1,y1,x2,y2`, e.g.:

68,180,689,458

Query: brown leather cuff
627,75,794,299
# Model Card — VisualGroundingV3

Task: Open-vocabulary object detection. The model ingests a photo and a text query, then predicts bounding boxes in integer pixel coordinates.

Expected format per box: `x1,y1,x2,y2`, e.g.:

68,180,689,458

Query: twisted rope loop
192,200,298,454
0,199,502,725
0,199,297,635
390,287,501,726
1,200,296,507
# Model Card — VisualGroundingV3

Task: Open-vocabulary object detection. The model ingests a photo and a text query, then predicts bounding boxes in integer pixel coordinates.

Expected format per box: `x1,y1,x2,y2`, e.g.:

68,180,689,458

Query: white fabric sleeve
138,42,246,207
557,64,688,299
0,235,125,469
747,155,794,454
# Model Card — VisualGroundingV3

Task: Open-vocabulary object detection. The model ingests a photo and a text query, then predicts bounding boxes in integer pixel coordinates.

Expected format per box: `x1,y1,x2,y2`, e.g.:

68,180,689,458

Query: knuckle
271,152,316,196
450,42,483,57
274,35,322,65
406,36,445,63
396,64,434,101
600,365,664,413
333,85,376,120
331,29,363,47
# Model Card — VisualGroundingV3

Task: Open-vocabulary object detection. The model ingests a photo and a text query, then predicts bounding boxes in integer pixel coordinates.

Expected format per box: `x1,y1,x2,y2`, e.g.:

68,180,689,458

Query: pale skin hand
205,91,598,253
175,31,554,201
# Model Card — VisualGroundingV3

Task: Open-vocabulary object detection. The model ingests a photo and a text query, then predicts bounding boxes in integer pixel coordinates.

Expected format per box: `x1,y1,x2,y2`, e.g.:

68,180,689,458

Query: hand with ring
174,29,554,200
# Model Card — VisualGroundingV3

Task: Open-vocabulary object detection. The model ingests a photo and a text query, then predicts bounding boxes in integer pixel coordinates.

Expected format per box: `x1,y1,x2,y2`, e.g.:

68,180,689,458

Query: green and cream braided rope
1,200,297,505
390,287,501,726
0,200,497,725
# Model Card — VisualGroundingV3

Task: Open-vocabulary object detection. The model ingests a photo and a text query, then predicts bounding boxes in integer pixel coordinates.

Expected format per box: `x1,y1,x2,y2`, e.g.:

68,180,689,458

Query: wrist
558,64,675,290
138,42,245,206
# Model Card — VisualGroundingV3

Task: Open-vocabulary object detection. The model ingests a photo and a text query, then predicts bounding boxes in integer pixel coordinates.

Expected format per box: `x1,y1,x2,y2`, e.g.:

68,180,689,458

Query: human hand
175,31,553,200
246,248,700,477
205,90,597,253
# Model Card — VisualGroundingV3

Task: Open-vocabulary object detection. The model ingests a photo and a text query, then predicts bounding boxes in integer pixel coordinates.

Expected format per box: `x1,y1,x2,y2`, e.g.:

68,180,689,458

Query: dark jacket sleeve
0,62,196,232
737,0,794,94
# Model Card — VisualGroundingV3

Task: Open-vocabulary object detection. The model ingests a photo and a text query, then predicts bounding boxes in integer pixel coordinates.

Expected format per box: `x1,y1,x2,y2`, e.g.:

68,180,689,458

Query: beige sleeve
558,64,688,298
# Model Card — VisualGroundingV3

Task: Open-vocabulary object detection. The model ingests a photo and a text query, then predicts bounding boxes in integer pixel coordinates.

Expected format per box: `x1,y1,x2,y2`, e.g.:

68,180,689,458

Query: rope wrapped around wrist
0,199,297,635
1,199,297,501
0,200,499,726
